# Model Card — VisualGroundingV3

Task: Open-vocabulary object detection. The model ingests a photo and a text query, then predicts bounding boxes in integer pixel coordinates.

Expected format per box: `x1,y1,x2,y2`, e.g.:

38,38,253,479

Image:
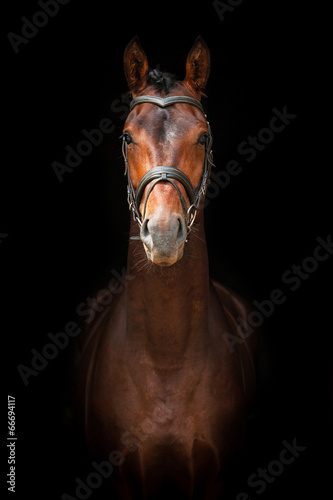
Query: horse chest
84,338,244,499
87,334,243,460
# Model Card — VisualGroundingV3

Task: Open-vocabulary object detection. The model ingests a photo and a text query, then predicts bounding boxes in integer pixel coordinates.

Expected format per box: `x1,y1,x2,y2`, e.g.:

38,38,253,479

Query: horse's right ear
183,36,210,97
124,37,148,94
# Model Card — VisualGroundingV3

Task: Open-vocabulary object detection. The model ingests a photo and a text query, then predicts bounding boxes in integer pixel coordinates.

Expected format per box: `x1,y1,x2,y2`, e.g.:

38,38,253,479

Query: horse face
123,99,208,266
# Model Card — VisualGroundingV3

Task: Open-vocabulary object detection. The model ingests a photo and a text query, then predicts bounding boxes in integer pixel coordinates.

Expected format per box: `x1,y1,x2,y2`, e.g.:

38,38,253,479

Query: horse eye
123,132,133,144
198,133,208,145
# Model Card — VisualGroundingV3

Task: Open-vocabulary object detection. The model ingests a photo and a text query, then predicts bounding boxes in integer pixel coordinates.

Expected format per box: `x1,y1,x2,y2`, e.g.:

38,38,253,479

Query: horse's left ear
124,36,149,94
183,36,210,97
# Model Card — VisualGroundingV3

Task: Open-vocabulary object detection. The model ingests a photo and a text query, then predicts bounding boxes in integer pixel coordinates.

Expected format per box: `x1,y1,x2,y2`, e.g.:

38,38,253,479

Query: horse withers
78,36,257,499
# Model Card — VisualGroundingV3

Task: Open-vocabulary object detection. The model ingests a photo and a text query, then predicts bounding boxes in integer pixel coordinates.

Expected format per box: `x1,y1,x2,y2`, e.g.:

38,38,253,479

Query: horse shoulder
77,291,127,431
209,278,258,395
210,278,255,333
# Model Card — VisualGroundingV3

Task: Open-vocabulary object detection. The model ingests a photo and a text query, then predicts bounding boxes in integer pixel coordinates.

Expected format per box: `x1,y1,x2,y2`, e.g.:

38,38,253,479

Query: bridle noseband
122,95,214,235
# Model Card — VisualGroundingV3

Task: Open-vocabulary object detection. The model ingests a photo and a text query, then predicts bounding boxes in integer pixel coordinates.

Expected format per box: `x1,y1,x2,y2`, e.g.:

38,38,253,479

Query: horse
78,36,257,500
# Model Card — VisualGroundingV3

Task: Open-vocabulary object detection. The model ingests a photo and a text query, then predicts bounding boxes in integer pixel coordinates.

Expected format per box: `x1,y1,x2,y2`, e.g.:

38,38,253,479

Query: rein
122,95,214,235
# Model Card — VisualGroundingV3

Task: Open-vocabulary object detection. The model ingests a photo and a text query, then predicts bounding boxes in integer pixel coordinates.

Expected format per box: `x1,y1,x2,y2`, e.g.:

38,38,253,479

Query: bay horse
78,36,257,499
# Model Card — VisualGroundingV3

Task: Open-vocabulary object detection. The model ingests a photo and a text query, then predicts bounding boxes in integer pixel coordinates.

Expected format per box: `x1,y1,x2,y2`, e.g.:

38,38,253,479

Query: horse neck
126,210,210,365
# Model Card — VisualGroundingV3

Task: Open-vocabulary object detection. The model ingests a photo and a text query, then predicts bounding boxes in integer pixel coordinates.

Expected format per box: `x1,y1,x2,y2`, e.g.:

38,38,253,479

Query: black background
2,1,331,499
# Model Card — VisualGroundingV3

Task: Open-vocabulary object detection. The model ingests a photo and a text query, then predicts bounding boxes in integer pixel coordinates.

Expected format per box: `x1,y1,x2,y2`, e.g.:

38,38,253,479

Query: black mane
146,68,177,94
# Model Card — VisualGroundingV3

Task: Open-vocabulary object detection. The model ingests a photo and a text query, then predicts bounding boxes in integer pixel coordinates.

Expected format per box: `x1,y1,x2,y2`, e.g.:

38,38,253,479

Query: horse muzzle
140,206,187,266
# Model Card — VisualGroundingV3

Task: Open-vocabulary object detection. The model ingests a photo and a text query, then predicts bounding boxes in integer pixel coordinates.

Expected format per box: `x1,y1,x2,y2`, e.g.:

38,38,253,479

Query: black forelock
146,67,177,94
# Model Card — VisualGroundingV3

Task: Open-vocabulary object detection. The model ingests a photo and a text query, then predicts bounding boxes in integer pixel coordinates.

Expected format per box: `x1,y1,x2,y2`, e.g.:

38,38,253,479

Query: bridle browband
129,95,205,114
122,94,214,236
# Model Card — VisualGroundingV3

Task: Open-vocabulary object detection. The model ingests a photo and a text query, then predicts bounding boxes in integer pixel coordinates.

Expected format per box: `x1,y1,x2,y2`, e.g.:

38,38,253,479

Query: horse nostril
177,217,186,242
141,218,150,239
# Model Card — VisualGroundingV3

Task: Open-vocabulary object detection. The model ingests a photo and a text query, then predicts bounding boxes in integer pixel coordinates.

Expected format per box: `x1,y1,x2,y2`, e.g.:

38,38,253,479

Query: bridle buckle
187,204,197,233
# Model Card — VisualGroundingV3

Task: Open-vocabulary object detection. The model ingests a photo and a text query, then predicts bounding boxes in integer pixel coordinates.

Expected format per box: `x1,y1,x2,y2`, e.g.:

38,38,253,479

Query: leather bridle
122,95,214,235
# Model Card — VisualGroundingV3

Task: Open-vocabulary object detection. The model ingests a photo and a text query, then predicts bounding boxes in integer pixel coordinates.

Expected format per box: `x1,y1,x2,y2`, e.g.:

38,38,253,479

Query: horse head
122,36,212,267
